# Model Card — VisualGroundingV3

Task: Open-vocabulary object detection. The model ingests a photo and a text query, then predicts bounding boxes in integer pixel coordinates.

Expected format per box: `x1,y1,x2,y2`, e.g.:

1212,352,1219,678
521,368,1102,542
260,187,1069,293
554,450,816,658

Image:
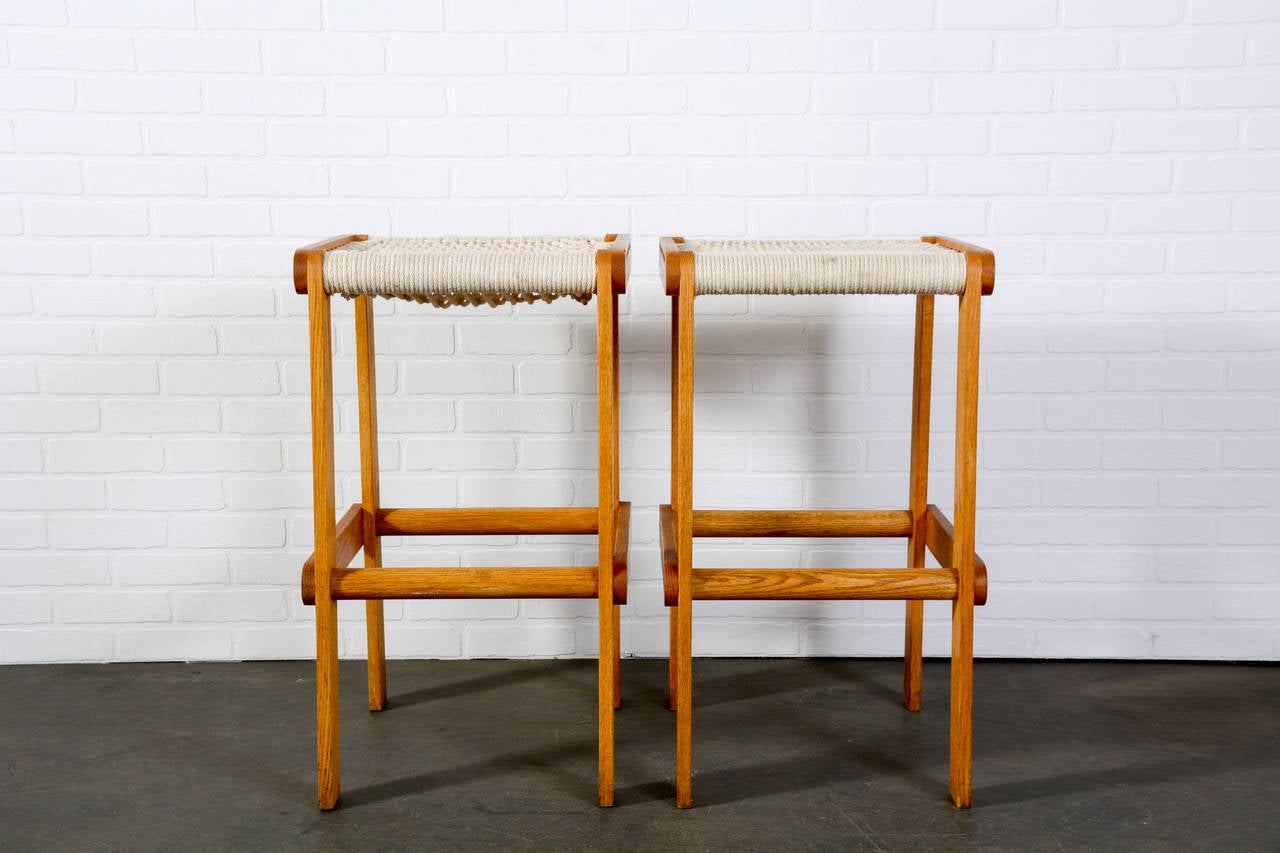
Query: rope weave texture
686,239,968,296
322,236,608,307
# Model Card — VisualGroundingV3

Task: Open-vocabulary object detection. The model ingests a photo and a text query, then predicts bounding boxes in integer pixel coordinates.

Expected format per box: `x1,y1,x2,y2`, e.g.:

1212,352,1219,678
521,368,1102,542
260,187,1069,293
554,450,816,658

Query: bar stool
658,236,993,808
294,234,631,809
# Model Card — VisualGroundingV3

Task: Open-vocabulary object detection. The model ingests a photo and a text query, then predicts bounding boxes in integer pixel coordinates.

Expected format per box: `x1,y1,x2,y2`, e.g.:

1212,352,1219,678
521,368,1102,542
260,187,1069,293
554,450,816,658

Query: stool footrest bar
304,566,596,603
377,506,599,536
302,502,631,605
658,504,986,606
692,509,912,538
691,568,959,601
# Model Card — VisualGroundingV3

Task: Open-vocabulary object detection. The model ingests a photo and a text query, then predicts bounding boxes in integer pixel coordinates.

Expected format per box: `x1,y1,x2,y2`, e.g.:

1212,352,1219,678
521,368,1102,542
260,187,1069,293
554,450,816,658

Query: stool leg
674,284,695,809
904,295,934,712
950,284,981,809
612,603,622,710
354,295,387,712
611,292,622,712
596,285,618,807
309,283,341,810
667,607,677,711
667,294,678,713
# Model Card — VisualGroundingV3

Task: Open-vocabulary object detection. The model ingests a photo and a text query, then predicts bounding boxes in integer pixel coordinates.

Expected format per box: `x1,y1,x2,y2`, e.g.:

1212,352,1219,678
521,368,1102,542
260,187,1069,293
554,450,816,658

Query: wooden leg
904,295,934,712
354,295,386,712
674,284,695,809
611,291,622,713
667,293,678,714
667,605,677,711
612,286,621,507
950,283,981,809
612,603,622,710
596,284,617,807
308,280,341,810
315,598,340,811
670,292,680,712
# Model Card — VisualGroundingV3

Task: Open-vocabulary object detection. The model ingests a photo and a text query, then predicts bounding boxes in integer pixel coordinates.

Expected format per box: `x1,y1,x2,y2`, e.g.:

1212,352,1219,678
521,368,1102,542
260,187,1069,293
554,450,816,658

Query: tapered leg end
903,599,924,712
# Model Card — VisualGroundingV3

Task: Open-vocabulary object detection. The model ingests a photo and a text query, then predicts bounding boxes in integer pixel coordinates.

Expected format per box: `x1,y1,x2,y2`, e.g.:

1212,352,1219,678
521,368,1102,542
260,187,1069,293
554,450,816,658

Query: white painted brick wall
1,0,1277,665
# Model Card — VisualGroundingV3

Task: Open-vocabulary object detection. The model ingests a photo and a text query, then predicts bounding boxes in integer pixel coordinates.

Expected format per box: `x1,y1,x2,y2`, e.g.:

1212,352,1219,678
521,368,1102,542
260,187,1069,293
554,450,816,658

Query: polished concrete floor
1,657,1276,851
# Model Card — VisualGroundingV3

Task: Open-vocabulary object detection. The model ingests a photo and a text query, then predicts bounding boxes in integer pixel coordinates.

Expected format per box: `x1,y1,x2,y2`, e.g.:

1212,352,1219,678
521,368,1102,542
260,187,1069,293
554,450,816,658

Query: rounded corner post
673,243,696,809
949,248,984,809
307,245,341,811
294,234,370,295
595,244,620,808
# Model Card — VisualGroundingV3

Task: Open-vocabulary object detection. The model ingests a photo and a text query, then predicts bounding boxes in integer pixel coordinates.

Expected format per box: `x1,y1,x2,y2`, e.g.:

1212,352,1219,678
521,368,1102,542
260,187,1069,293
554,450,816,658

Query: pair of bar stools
294,233,993,811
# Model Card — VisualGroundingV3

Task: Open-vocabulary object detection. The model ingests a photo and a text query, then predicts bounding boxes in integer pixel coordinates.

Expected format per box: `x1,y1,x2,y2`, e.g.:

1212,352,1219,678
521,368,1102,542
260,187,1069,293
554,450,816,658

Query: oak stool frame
295,233,631,809
658,235,994,809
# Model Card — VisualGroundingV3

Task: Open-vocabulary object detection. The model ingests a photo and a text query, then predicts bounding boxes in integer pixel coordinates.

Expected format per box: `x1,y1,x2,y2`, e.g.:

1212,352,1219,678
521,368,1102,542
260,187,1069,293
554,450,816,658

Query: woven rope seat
686,238,969,296
322,236,611,308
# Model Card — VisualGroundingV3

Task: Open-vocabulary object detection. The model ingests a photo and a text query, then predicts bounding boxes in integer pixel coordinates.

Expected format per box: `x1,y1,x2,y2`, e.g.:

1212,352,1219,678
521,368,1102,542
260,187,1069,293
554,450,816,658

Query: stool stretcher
657,505,986,606
302,503,631,605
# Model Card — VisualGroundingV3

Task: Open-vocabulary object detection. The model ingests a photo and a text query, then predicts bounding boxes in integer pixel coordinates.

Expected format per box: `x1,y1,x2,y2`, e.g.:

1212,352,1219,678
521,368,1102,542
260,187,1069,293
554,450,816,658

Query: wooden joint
292,234,367,295
921,236,995,296
924,504,989,606
300,503,366,605
599,234,630,295
660,236,692,297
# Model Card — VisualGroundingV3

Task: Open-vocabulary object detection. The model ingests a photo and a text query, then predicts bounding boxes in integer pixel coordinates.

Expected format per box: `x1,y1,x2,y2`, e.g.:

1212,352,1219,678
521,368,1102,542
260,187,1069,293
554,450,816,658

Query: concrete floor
1,658,1276,851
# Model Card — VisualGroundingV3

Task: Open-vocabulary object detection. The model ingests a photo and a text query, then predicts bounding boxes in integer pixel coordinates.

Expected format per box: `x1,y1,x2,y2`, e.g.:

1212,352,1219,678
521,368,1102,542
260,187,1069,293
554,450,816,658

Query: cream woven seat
321,236,610,307
685,238,968,296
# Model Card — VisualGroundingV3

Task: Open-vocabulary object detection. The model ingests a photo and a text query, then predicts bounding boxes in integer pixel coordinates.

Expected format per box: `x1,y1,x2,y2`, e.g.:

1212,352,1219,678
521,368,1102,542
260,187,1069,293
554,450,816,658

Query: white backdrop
1,0,1277,663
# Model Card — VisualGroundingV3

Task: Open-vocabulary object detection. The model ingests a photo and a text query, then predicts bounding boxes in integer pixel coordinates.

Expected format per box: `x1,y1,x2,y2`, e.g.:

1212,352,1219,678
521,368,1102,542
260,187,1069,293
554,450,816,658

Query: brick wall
1,0,1277,663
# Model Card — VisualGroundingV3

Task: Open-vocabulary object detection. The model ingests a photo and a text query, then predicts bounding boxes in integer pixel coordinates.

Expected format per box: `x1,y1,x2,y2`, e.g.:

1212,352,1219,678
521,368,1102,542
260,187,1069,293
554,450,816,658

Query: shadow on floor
1,658,1276,851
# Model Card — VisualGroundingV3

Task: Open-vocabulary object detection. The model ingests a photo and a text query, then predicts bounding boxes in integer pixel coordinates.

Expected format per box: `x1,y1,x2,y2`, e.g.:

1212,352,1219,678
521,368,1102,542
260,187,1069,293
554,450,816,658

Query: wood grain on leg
950,273,982,809
596,261,617,808
355,295,387,713
674,270,695,809
308,271,340,810
904,294,934,712
667,293,679,714
611,289,622,712
667,607,678,712
613,603,622,710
